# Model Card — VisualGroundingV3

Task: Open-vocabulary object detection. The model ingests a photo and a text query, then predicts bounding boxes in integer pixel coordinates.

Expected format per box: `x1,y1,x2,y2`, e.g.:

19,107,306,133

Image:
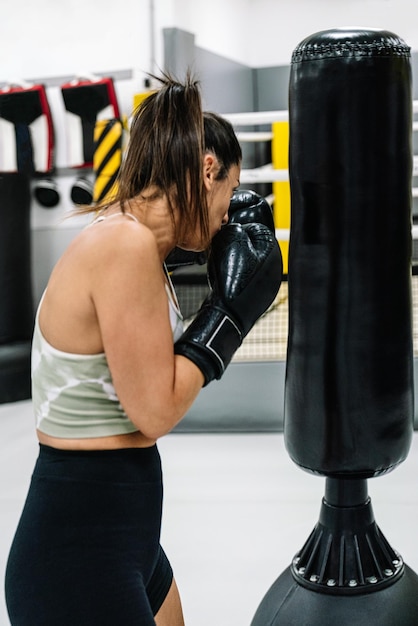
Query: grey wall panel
411,51,418,99
163,28,256,170
163,28,254,116
254,65,291,112
163,28,196,78
194,48,254,115
174,359,418,433
174,361,285,433
195,45,257,171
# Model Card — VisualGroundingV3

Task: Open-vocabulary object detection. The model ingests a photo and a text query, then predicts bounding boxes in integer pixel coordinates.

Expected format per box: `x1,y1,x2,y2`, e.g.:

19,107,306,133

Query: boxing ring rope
176,102,418,365
210,103,418,363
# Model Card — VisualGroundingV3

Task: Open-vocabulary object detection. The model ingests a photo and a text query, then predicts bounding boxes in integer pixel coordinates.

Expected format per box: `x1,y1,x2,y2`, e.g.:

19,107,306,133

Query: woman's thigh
155,578,185,626
6,445,164,625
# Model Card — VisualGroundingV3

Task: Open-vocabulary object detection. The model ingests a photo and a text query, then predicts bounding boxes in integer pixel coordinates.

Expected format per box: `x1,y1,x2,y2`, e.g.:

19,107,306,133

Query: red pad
0,84,54,174
61,77,120,168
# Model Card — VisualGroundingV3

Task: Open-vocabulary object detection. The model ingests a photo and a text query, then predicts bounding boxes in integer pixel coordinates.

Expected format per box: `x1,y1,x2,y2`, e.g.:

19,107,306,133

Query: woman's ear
203,153,217,191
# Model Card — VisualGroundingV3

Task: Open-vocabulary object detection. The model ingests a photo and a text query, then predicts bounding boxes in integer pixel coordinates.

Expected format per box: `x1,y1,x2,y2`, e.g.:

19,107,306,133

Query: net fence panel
232,282,289,362
177,276,418,363
178,281,289,362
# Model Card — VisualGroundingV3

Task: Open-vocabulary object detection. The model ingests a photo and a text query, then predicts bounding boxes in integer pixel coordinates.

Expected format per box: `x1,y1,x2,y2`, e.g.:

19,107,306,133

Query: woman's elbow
129,407,185,440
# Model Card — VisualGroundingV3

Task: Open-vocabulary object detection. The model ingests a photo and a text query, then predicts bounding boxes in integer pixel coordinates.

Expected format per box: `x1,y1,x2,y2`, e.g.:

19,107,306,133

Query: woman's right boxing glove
228,189,275,233
174,222,283,385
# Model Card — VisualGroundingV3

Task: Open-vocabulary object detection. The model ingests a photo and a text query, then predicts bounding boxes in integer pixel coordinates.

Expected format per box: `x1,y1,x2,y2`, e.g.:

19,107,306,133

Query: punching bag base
290,478,405,595
0,341,32,403
251,564,418,626
252,479,418,625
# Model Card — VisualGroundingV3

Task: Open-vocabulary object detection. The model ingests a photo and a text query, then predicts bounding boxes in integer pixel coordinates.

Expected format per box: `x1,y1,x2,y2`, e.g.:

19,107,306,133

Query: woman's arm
92,223,204,440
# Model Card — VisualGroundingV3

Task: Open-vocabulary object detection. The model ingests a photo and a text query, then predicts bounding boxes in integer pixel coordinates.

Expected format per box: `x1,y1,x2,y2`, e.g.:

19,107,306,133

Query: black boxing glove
174,222,283,385
165,190,274,271
228,189,275,233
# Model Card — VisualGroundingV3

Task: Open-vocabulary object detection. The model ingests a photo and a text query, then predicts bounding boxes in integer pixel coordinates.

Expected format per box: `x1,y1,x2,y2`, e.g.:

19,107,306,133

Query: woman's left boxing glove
174,222,282,385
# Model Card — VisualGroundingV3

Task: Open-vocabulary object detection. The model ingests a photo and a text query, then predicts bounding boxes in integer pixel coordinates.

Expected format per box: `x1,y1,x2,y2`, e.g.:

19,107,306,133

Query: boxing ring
174,97,418,432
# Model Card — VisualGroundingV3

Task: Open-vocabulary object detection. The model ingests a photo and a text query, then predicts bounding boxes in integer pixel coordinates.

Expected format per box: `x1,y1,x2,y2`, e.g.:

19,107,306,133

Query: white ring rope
224,110,288,125
235,131,273,142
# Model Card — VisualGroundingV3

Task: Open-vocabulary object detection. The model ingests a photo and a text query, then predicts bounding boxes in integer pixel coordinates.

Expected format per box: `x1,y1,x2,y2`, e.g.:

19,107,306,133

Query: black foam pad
34,178,60,208
0,173,33,344
0,84,54,175
61,78,120,168
71,177,94,205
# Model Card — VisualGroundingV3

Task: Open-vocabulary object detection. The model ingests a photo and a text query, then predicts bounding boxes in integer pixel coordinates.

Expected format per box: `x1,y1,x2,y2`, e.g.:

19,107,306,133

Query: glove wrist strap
174,305,243,385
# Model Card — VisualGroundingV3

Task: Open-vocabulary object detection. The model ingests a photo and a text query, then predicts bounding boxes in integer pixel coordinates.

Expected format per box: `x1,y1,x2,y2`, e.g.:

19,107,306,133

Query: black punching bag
251,29,418,626
0,173,33,402
285,29,414,477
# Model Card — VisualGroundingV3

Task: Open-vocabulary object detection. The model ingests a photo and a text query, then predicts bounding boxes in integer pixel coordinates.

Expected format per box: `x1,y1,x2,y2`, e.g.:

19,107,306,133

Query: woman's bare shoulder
61,216,159,280
40,216,162,354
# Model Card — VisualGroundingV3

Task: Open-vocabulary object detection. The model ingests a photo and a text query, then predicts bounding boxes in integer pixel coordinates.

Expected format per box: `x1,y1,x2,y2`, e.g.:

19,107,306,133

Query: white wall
156,0,418,67
249,0,418,67
1,0,152,85
3,0,418,82
162,0,253,65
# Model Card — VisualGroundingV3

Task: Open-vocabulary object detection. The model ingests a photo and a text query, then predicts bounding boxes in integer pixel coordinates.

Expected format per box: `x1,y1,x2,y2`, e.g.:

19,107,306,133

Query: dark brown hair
79,72,242,243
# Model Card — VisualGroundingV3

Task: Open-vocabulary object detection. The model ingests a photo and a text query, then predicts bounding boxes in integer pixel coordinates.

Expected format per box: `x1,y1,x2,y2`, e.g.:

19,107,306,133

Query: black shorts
5,444,173,625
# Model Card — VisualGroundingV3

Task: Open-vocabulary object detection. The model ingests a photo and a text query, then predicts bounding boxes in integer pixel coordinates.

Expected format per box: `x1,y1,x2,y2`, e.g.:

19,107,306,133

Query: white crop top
32,268,183,439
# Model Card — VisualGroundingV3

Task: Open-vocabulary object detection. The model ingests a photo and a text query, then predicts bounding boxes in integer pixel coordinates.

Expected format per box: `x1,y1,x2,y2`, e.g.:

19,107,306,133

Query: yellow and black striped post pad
93,118,124,202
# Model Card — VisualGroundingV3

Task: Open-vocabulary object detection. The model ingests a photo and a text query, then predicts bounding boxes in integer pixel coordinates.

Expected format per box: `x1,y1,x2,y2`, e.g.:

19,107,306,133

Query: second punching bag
285,28,414,478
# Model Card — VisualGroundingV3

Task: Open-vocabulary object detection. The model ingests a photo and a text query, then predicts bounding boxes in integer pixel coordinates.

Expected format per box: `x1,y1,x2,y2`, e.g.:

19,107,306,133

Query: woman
5,72,281,625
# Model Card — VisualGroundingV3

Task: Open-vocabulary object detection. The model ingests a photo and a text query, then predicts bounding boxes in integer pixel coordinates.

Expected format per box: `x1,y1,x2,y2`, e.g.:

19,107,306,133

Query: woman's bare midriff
36,429,157,451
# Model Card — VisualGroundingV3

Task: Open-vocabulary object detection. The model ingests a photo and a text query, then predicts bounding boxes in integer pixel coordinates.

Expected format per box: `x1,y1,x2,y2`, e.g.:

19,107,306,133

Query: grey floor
1,400,418,626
